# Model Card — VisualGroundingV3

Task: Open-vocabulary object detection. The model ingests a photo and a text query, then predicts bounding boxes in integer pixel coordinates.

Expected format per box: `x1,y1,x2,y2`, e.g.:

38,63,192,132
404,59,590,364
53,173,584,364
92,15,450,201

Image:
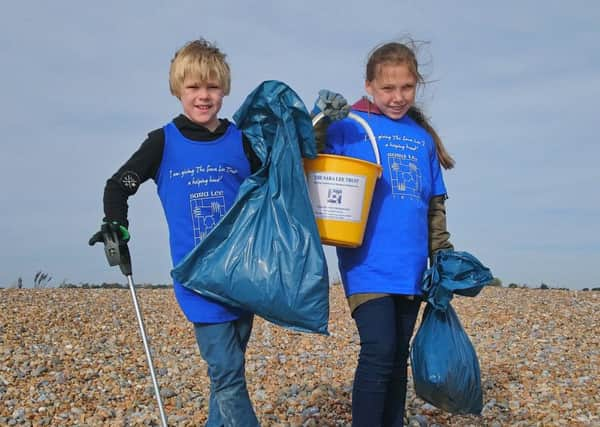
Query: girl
318,41,455,426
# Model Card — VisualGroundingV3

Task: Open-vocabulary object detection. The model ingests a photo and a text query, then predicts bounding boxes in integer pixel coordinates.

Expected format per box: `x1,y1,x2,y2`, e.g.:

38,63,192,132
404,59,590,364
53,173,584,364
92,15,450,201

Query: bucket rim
312,111,382,177
304,153,383,172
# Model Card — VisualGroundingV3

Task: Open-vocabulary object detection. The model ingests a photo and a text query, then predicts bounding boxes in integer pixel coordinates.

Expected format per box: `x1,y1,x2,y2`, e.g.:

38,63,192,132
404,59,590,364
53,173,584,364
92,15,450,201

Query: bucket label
307,172,367,222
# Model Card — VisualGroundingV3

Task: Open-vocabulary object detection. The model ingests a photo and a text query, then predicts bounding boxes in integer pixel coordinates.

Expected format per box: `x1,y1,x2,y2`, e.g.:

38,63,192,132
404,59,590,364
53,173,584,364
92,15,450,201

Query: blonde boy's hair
169,39,231,98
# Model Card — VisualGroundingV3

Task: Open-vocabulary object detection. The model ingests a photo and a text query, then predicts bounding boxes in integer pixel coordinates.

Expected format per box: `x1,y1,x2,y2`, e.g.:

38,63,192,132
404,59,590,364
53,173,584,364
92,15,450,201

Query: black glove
88,220,130,246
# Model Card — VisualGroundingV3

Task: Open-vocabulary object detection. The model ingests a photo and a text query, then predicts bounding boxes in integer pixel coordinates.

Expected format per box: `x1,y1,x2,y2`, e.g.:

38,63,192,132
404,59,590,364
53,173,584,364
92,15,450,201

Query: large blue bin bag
172,80,329,335
410,303,483,414
421,250,493,311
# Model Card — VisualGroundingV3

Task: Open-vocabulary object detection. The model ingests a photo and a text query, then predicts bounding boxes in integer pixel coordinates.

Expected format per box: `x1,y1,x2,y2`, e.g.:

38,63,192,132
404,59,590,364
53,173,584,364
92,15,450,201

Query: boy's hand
312,89,350,121
88,220,130,246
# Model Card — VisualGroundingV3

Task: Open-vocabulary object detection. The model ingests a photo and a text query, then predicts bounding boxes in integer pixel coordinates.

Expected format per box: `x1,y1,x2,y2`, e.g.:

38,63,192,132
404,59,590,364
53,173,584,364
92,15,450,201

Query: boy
90,39,261,426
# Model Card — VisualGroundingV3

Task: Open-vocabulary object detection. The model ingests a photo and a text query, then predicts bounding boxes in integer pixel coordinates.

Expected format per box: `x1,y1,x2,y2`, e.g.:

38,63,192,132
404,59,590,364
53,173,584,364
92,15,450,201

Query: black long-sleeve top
103,114,261,226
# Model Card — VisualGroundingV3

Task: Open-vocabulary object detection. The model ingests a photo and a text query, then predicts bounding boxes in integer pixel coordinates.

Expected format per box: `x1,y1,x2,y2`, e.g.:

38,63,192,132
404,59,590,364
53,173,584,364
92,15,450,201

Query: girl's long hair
366,42,455,169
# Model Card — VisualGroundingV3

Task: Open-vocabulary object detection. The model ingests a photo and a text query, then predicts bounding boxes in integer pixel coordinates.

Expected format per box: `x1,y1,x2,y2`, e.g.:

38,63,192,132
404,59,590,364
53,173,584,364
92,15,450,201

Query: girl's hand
313,89,350,121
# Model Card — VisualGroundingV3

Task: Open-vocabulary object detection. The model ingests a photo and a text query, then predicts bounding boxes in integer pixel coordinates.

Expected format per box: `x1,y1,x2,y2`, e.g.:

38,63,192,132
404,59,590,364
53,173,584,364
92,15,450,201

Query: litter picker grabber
90,228,168,426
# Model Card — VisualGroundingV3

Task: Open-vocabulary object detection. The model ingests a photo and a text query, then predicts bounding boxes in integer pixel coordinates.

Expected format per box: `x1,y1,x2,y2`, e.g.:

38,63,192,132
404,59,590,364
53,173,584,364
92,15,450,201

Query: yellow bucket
304,112,382,248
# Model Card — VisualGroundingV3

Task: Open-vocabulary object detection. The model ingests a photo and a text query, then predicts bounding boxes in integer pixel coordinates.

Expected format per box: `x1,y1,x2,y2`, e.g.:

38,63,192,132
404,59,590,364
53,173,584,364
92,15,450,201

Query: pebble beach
1,286,598,426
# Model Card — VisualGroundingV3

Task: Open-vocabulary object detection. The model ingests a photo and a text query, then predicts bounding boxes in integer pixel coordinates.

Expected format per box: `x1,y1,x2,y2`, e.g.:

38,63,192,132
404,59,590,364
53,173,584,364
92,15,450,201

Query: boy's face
180,77,224,131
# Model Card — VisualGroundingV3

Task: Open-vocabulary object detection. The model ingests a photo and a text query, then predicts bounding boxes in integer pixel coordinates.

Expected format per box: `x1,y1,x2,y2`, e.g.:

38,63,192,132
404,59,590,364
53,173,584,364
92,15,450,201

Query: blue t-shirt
157,121,251,322
325,111,447,296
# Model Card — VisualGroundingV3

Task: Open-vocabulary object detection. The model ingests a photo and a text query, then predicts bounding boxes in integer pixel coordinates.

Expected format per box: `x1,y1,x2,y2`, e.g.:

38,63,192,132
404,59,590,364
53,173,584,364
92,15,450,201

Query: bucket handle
312,111,382,174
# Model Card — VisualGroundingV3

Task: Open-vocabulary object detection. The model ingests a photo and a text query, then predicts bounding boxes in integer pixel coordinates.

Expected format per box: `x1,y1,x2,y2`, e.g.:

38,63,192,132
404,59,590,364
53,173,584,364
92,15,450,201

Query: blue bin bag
410,303,483,414
172,80,329,335
421,250,493,311
410,249,493,414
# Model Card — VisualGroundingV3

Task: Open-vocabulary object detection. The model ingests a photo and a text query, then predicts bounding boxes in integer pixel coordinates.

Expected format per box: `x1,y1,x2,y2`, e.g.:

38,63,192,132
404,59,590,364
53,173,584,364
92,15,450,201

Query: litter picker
90,228,168,426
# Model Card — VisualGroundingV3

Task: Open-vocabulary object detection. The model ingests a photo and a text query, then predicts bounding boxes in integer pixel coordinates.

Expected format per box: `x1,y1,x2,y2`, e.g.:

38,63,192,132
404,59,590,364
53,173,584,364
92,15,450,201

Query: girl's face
365,63,417,120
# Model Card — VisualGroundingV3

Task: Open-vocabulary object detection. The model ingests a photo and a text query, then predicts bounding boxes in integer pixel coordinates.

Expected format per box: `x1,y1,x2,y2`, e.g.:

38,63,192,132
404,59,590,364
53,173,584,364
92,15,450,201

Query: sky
1,1,599,289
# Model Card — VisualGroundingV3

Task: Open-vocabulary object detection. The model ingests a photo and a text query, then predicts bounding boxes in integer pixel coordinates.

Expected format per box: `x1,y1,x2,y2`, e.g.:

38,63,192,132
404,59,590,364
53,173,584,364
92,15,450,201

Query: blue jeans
193,314,259,427
351,296,421,427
